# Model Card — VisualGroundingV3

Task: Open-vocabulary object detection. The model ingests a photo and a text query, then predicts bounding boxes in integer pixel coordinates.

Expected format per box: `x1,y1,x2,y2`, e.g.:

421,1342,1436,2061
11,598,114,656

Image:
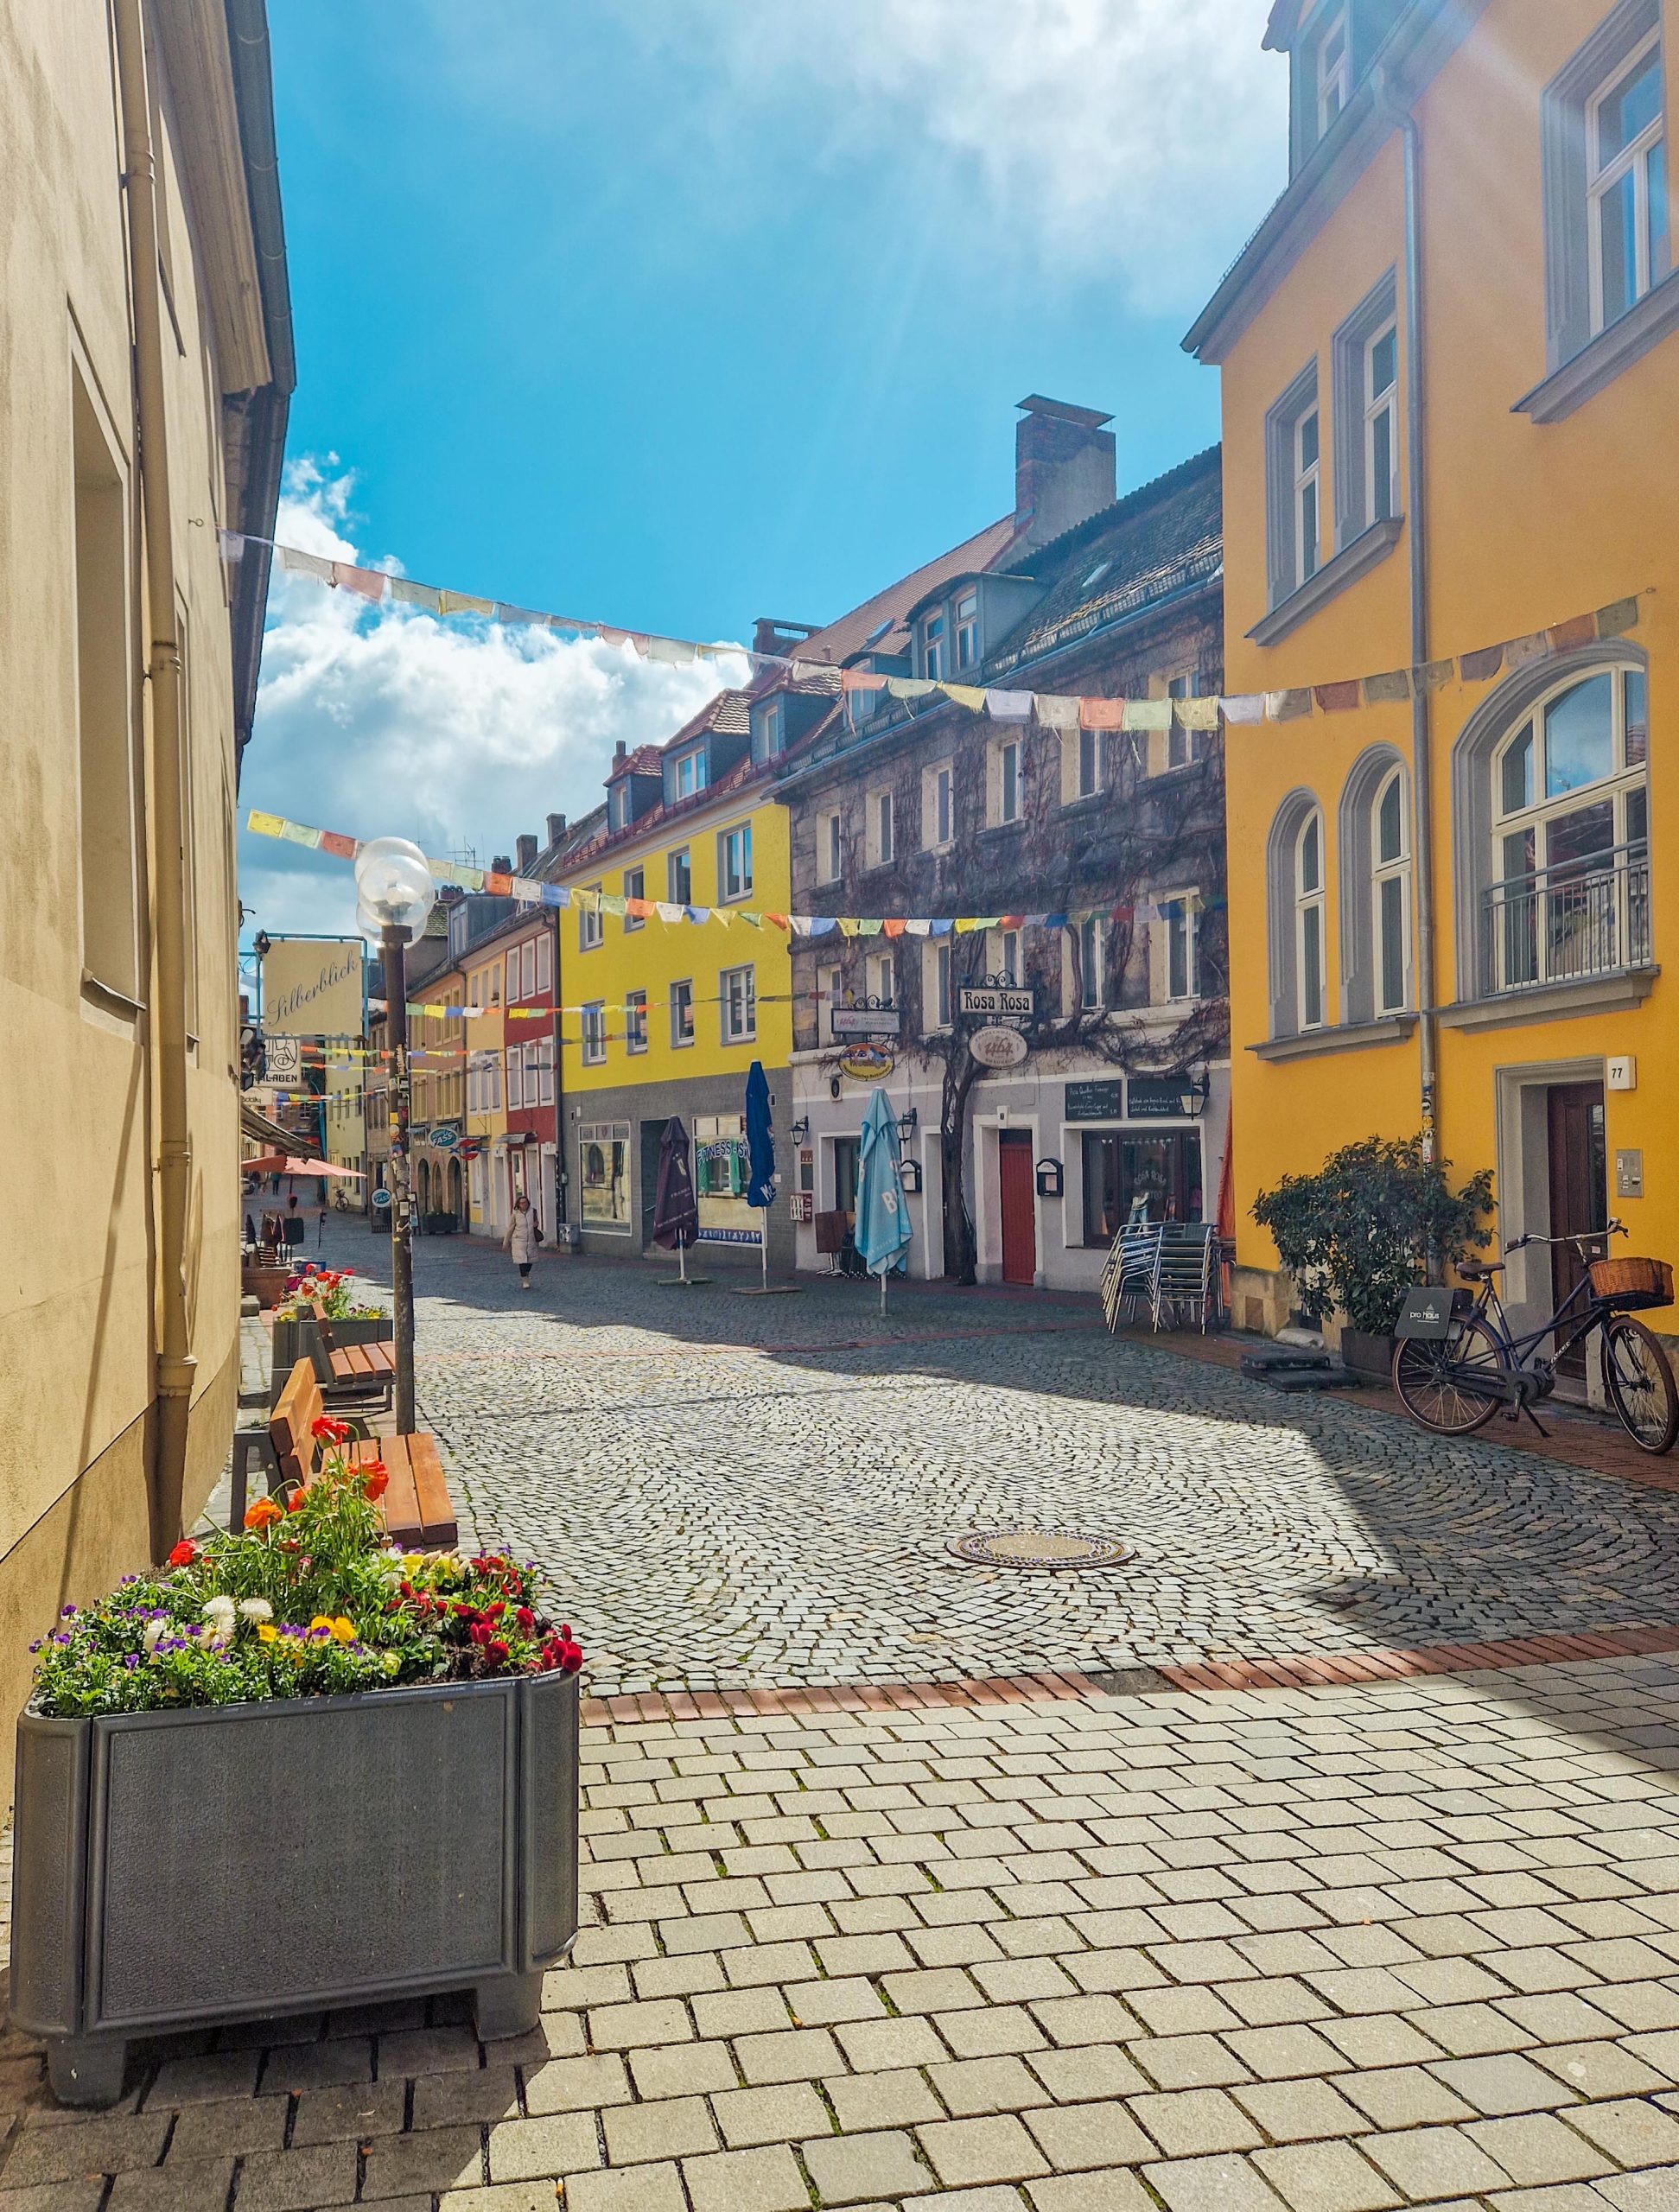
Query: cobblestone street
8,1230,1679,2209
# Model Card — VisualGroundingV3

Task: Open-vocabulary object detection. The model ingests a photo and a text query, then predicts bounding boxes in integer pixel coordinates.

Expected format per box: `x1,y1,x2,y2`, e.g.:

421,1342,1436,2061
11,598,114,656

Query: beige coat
503,1205,542,1264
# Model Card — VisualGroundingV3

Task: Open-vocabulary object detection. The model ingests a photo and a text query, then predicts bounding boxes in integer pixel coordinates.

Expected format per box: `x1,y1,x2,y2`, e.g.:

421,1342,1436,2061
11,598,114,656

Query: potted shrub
10,1435,582,2107
1253,1135,1493,1377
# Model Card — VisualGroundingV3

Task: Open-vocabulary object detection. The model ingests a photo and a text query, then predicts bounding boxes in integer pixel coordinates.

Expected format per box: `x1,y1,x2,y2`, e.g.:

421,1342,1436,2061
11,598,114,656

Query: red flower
362,1465,389,1503
485,1638,511,1667
168,1540,197,1569
516,1607,535,1633
286,1489,306,1513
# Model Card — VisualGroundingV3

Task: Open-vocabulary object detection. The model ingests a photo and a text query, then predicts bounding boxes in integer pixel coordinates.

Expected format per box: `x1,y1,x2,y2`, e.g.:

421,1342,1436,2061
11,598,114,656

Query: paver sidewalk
6,1656,1679,2209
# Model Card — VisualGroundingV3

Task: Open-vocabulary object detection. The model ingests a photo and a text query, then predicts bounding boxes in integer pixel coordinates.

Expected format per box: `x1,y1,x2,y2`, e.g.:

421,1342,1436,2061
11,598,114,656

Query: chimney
546,811,567,846
752,617,818,659
491,854,512,875
1014,396,1116,548
613,740,627,765
516,833,537,873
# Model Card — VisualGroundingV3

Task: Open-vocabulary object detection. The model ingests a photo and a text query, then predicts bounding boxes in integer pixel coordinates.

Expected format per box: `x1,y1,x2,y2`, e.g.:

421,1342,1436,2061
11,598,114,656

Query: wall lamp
791,1116,810,1147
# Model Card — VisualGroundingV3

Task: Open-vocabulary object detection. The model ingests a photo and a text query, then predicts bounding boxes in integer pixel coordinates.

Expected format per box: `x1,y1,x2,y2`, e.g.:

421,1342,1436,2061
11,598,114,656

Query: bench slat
352,1436,425,1548
405,1433,458,1549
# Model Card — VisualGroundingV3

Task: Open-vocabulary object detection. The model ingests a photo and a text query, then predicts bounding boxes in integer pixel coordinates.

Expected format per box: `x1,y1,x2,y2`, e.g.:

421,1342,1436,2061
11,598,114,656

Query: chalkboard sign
1128,1077,1191,1118
1064,1080,1125,1122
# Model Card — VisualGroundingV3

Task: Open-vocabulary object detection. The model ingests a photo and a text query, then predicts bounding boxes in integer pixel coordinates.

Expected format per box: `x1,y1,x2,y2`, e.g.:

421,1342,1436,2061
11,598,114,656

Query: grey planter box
1339,1328,1396,1382
270,1313,392,1403
10,1669,578,2106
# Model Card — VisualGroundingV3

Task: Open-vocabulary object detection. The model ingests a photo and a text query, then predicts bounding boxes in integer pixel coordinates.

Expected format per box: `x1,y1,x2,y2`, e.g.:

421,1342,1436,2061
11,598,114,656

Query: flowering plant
274,1266,386,1324
29,1429,582,1719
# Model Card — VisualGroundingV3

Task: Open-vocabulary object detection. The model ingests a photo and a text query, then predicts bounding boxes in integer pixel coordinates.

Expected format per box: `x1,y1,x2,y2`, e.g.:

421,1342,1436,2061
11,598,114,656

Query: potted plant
1253,1135,1493,1377
270,1267,393,1401
10,1433,582,2107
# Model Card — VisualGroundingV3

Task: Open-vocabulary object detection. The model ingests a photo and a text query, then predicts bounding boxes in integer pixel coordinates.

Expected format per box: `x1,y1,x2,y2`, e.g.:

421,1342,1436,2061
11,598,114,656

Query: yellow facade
1196,0,1678,1341
557,787,793,1099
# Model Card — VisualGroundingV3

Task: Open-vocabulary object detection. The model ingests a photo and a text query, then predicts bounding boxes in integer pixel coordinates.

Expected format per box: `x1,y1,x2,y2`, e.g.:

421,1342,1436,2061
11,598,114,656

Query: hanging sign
830,1007,901,1037
970,1026,1029,1071
262,1035,302,1082
838,1043,895,1082
263,938,365,1039
958,985,1034,1021
430,1125,461,1151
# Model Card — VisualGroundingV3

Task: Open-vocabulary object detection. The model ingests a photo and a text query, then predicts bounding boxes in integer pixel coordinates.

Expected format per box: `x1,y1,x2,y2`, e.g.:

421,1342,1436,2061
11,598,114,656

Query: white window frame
820,810,843,884
622,866,645,932
925,939,952,1030
1161,893,1199,1005
1294,811,1327,1031
670,978,695,1048
1076,915,1104,1010
524,1040,543,1101
1364,320,1399,527
1315,5,1350,140
675,749,704,798
580,1007,606,1066
1588,28,1668,334
667,847,691,906
579,890,603,951
718,822,754,903
521,941,537,1001
921,609,947,680
536,931,552,993
1077,726,1102,799
1371,763,1410,1014
819,961,844,1043
995,738,1021,826
721,963,757,1043
537,1035,555,1104
925,760,955,850
868,788,894,870
1167,672,1205,771
625,989,648,1054
506,1044,525,1106
868,950,895,1007
1294,405,1321,588
989,927,1021,985
953,589,980,671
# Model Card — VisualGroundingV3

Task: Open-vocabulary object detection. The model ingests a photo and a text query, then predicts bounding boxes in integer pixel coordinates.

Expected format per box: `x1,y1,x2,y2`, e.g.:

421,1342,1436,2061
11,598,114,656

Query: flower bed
272,1262,386,1324
29,1429,580,1718
12,1430,583,2107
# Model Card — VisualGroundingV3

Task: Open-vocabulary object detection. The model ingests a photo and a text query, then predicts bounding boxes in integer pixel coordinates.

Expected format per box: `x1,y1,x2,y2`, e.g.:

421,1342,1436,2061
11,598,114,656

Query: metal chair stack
1152,1223,1217,1332
1101,1222,1163,1332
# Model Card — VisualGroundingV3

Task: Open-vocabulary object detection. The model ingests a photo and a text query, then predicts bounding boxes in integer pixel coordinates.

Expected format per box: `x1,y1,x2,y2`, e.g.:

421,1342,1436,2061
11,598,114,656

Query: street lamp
354,836,434,1435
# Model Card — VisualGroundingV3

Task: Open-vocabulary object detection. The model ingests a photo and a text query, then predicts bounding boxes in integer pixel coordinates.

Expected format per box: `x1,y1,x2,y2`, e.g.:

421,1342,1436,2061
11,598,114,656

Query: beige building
0,1,291,1768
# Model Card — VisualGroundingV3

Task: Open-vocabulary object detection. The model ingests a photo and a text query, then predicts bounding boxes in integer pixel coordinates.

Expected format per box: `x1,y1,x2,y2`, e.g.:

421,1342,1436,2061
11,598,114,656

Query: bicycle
1391,1218,1679,1454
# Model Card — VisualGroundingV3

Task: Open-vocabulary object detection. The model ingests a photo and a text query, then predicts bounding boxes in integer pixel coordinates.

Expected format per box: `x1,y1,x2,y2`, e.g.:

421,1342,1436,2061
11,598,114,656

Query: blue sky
240,0,1287,944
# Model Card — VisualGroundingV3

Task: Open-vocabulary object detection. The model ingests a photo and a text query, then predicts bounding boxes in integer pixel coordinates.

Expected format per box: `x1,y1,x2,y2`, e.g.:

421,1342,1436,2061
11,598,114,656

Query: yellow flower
256,1623,277,1643
308,1615,334,1633
330,1617,356,1644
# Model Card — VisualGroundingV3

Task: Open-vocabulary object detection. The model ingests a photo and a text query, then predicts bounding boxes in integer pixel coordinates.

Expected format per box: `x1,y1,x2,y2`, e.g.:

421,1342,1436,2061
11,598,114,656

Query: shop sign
838,1043,895,1082
1129,1077,1192,1118
262,937,364,1039
262,1035,302,1082
789,1192,814,1223
696,1225,763,1245
430,1125,460,1151
830,1007,901,1037
970,1025,1028,1071
957,985,1034,1021
1064,1079,1125,1122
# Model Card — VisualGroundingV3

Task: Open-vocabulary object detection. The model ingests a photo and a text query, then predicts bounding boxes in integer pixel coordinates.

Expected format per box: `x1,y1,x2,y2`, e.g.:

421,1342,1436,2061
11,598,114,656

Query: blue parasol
855,1089,912,1312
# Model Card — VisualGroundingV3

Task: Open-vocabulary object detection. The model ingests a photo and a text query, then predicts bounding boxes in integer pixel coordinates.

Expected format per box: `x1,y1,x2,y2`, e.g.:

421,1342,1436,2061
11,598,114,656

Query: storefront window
693,1114,760,1245
1081,1129,1203,1245
580,1121,632,1227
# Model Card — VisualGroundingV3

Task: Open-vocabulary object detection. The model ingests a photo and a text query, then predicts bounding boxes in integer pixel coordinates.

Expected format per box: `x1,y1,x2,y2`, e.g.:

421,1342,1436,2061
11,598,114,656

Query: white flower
201,1595,237,1626
238,1597,273,1623
142,1618,166,1654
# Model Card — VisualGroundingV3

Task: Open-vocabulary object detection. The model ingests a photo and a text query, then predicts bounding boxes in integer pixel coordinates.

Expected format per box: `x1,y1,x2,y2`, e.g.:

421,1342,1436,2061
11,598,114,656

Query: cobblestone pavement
7,1661,1679,2209
302,1229,1679,1699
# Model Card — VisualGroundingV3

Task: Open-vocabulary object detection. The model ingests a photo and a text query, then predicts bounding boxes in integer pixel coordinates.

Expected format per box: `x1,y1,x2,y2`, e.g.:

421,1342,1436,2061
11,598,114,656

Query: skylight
864,618,892,645
1082,560,1112,589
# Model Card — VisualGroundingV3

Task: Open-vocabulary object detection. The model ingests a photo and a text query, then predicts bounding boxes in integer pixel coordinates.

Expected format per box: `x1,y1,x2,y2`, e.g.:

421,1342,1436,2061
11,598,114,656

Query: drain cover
947,1529,1135,1571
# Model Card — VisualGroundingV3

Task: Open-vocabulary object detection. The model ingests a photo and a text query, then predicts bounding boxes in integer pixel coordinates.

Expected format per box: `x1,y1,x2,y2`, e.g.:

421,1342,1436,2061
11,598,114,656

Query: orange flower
361,1464,389,1503
244,1496,283,1532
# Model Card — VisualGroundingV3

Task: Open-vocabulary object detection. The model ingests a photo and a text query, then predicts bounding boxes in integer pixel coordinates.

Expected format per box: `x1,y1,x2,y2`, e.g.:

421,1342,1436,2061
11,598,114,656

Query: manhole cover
946,1529,1135,1571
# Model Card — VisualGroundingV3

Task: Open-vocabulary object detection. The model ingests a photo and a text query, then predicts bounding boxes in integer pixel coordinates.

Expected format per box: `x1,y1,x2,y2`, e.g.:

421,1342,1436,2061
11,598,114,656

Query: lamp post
354,838,435,1436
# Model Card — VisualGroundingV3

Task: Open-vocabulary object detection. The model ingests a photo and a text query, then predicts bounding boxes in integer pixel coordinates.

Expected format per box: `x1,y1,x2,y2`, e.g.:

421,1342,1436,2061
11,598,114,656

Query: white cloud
238,462,735,939
611,0,1283,315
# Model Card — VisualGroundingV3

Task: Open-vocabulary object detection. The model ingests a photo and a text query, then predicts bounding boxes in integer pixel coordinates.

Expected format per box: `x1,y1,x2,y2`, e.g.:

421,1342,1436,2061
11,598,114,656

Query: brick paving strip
7,1658,1679,2209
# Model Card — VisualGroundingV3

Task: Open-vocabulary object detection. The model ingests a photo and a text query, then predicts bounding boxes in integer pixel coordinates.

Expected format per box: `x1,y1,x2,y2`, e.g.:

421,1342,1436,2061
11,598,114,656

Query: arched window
1295,810,1326,1029
1266,790,1329,1038
1372,766,1409,1014
1338,747,1411,1024
1487,664,1648,993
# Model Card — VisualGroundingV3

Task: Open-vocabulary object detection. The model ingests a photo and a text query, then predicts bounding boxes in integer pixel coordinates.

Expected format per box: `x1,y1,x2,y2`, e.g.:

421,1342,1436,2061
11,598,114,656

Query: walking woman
502,1191,543,1289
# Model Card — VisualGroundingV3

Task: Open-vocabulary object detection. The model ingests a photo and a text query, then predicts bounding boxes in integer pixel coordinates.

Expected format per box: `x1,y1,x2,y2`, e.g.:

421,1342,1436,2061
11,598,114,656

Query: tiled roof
607,744,665,780
561,752,774,874
787,515,1024,667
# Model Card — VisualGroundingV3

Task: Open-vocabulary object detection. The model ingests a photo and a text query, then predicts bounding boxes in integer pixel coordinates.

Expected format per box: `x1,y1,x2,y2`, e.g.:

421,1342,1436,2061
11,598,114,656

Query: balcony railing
1480,842,1650,997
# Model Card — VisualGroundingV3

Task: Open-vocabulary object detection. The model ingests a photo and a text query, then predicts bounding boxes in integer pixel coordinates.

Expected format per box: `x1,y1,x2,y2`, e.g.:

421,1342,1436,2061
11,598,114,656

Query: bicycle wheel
1391,1314,1506,1434
1600,1314,1679,1453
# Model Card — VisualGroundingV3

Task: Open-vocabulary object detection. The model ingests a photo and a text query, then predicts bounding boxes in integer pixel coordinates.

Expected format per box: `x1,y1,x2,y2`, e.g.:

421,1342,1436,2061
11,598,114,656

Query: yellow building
0,0,291,1771
557,692,806,1271
1187,0,1676,1370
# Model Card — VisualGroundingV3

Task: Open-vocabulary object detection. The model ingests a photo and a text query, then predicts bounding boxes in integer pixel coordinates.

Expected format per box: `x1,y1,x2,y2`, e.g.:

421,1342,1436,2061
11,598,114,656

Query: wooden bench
268,1358,458,1551
315,1321,396,1409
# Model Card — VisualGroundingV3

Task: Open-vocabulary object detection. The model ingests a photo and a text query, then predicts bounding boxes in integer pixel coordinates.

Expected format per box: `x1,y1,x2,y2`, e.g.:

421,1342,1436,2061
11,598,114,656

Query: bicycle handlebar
1504,1217,1626,1255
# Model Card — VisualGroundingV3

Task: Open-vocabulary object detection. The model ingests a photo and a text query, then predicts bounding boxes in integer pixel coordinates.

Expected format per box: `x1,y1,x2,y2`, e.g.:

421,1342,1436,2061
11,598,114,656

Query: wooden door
1547,1081,1607,1376
999,1132,1036,1286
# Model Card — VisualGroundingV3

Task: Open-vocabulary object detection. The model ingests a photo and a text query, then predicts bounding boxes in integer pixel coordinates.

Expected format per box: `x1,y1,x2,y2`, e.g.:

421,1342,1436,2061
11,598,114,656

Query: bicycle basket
1588,1255,1675,1310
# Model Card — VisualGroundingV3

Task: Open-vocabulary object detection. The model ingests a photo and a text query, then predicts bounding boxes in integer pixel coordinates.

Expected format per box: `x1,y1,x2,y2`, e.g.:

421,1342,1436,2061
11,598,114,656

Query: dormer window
674,749,705,799
1314,6,1349,140
954,591,981,671
760,696,785,760
921,610,947,681
607,785,628,832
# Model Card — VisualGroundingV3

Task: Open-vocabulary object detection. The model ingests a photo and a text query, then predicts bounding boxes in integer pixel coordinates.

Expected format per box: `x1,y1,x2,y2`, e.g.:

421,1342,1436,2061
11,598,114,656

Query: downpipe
114,0,196,1552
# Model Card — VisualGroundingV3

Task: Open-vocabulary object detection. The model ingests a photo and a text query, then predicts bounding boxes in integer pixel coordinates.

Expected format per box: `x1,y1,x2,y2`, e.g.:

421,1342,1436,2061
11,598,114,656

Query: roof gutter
222,0,294,779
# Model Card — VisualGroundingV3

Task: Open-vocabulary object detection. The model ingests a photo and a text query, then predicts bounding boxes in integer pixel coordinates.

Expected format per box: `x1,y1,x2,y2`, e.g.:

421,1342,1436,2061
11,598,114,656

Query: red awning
244,1153,365,1179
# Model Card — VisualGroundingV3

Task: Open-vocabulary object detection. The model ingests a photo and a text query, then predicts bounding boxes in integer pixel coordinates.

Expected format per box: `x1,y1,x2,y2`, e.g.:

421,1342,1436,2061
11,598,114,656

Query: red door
999,1132,1036,1286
